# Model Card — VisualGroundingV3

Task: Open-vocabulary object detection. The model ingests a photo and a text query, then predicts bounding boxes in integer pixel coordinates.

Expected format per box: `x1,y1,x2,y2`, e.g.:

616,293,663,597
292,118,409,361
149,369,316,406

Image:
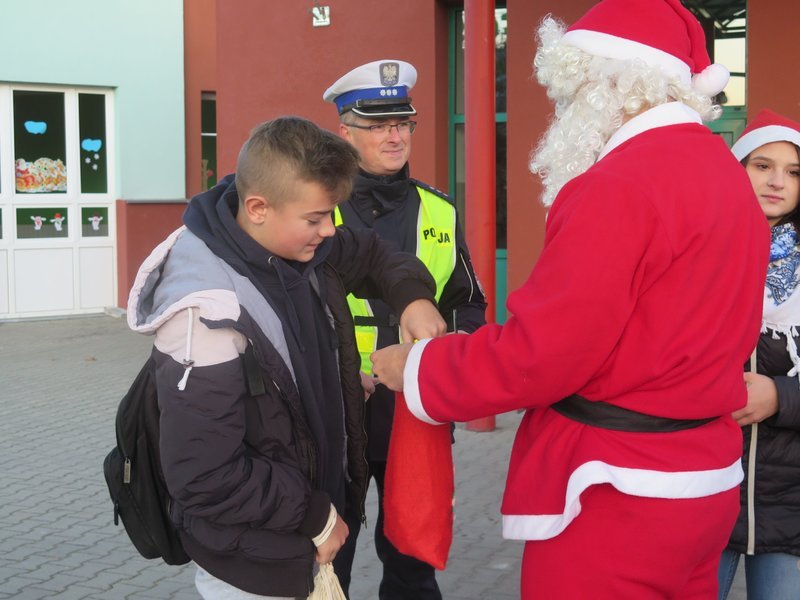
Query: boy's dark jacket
127,175,437,597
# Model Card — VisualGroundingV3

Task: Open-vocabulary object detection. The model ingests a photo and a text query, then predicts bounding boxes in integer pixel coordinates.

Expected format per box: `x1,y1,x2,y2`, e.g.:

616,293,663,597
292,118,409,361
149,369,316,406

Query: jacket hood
183,175,333,277
126,226,237,329
182,175,336,356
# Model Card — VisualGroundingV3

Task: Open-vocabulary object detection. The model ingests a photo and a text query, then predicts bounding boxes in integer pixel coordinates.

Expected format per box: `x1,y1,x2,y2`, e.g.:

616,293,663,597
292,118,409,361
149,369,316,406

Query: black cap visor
342,97,417,117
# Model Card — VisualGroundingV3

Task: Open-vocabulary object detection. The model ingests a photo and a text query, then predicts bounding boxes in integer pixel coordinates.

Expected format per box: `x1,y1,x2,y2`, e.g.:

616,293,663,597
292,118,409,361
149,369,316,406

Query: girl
719,109,800,600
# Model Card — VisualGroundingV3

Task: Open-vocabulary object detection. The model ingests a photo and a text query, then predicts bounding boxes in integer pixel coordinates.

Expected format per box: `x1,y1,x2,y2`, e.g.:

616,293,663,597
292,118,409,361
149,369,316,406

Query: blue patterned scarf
766,222,800,305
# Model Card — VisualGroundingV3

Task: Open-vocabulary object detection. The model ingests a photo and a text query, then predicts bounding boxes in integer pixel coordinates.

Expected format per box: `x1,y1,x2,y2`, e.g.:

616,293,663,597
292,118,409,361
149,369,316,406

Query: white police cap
323,60,417,117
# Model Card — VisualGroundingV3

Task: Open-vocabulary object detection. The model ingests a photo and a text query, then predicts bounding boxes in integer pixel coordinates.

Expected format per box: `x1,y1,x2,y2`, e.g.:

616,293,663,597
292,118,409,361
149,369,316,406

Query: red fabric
403,121,769,535
567,0,711,73
520,485,739,599
730,108,800,161
740,108,800,137
384,392,453,570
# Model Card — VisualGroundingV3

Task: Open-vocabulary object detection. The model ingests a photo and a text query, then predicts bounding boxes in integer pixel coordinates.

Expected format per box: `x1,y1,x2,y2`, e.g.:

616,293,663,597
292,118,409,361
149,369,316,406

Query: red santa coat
402,103,770,541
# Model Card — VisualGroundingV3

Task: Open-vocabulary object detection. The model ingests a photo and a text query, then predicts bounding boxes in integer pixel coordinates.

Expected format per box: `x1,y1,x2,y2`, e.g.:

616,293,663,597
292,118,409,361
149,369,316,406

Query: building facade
1,1,796,320
0,0,187,319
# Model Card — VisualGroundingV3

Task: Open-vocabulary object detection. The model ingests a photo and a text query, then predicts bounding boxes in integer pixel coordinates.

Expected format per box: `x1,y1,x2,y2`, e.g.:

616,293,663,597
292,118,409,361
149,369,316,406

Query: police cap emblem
379,62,399,86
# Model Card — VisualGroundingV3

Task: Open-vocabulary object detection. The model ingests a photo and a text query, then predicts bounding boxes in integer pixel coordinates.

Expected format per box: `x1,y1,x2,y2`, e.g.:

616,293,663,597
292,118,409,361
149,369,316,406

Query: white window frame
0,83,116,317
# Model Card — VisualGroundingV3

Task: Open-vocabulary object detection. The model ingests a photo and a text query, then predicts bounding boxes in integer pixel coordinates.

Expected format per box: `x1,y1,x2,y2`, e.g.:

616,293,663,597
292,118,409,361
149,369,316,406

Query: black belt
551,394,717,433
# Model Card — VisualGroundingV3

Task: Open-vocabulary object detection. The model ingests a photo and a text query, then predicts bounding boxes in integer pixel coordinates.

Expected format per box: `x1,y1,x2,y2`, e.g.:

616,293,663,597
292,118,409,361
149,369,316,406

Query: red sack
383,392,454,570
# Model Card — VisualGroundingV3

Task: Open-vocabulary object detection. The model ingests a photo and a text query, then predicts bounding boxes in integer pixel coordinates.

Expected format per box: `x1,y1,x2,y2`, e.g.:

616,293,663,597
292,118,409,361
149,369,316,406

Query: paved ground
0,315,746,599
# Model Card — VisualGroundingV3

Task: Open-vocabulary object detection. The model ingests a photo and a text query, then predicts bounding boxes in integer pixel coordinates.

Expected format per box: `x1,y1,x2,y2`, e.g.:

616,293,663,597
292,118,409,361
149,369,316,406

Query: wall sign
311,3,330,27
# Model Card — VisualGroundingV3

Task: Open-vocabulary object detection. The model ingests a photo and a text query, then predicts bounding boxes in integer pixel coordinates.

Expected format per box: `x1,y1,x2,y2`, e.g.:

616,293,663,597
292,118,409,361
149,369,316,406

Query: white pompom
692,63,730,97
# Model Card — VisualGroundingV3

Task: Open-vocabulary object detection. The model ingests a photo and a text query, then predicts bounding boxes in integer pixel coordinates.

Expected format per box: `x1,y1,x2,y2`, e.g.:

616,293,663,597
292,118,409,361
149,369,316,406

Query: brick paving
0,315,746,599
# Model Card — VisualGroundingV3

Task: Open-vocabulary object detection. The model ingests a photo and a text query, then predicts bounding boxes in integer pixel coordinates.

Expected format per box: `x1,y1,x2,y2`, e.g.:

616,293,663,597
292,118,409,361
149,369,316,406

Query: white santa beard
530,94,623,207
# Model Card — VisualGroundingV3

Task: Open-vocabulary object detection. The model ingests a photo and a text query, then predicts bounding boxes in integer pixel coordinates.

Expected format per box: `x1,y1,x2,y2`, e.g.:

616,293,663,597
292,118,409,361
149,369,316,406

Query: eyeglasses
345,121,417,136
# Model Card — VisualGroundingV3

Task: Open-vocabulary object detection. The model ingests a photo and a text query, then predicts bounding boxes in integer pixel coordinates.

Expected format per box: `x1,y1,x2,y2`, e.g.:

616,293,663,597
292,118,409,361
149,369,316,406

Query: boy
127,116,445,599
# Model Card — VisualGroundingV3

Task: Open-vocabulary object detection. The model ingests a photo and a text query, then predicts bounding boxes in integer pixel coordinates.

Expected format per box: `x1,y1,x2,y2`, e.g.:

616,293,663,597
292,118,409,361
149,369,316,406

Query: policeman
324,59,487,600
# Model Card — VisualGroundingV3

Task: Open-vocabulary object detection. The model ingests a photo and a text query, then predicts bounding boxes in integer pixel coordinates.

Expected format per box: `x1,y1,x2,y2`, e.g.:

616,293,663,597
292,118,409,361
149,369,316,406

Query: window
79,93,108,194
201,93,217,191
714,18,746,107
685,2,747,145
16,206,68,239
13,91,67,194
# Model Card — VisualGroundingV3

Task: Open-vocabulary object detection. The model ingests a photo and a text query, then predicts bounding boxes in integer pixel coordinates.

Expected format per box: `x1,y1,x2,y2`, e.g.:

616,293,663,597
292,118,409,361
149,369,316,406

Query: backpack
103,354,190,565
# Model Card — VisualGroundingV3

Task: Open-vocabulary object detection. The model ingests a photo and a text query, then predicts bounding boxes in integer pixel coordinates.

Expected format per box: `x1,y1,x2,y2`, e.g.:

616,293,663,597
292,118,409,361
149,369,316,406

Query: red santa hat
730,109,800,161
561,0,729,97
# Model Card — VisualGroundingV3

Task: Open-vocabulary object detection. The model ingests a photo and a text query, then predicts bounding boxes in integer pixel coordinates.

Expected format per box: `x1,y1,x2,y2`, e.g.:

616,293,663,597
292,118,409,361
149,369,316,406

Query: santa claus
371,0,770,597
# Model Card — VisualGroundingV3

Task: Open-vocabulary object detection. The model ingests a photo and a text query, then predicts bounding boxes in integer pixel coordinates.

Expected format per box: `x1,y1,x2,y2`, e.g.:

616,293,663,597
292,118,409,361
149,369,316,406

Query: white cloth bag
307,563,346,600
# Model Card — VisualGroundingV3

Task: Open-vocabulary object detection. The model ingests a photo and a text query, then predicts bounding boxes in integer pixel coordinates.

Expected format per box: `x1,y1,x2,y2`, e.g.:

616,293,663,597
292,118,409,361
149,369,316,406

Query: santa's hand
370,342,414,392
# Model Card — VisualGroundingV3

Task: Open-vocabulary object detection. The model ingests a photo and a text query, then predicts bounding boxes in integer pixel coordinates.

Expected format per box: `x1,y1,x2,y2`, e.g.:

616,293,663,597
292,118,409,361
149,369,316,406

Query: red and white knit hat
561,0,729,97
731,109,800,161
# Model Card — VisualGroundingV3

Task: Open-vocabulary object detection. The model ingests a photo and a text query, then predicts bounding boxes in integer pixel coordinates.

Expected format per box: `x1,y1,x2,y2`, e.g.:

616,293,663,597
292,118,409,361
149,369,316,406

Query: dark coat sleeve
155,312,329,538
328,225,437,317
771,375,800,431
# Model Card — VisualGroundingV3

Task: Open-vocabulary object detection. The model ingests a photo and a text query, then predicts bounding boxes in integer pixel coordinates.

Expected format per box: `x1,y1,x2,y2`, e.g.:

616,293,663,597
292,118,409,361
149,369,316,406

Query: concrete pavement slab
0,315,746,599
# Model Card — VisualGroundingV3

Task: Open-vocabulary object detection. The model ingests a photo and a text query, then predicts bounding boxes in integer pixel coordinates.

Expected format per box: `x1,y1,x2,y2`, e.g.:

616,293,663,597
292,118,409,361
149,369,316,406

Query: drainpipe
464,0,496,432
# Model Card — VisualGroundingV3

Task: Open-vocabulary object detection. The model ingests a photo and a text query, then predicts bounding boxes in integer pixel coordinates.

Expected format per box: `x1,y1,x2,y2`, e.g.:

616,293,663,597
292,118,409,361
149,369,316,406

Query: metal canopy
683,0,746,39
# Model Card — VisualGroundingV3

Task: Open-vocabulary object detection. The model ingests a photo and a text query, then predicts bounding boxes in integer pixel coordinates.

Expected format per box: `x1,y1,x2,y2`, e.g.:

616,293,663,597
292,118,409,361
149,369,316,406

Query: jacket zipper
270,378,320,486
327,264,371,528
177,306,195,391
745,348,758,555
359,419,369,529
746,422,758,555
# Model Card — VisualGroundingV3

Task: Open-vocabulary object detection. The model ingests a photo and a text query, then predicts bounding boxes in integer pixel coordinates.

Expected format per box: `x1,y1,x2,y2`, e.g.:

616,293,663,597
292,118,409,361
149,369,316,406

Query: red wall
747,2,800,121
215,0,450,190
116,201,186,308
185,0,218,199
504,0,594,293
213,0,793,304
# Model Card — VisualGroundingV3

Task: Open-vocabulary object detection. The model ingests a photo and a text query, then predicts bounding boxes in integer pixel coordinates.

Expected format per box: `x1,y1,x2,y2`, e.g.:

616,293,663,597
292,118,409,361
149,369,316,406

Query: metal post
464,0,496,432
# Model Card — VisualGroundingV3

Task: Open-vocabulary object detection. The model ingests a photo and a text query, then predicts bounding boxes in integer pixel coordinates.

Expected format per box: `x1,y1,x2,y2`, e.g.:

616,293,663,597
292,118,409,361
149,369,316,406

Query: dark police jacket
336,166,487,460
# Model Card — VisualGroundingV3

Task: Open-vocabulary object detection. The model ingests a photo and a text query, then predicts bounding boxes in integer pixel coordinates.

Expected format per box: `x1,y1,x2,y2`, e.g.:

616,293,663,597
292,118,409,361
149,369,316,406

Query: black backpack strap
242,343,266,397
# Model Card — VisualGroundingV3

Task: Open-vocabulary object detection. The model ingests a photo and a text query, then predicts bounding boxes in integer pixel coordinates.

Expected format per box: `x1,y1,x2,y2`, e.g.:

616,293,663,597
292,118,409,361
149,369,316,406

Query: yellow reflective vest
334,186,456,374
